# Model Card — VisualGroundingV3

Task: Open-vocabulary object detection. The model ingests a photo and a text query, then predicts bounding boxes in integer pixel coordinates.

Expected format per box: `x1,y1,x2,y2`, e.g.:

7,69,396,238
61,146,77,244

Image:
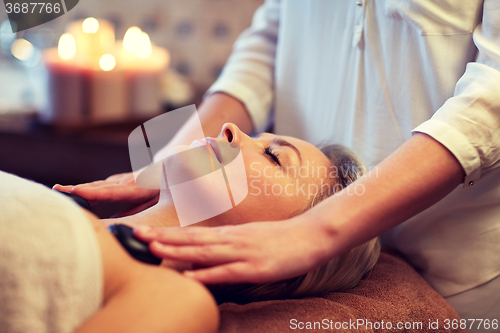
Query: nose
219,123,240,144
218,123,256,151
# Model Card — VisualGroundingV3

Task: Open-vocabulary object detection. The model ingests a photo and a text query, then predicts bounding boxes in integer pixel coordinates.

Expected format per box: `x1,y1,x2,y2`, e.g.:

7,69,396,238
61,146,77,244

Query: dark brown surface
218,250,465,333
0,124,136,217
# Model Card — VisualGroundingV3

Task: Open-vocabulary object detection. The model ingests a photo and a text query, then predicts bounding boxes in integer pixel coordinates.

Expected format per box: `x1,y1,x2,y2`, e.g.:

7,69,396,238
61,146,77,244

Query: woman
58,123,380,304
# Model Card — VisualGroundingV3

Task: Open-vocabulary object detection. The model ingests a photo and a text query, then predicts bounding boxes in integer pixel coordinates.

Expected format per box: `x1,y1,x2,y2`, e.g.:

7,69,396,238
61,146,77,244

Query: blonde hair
210,144,381,304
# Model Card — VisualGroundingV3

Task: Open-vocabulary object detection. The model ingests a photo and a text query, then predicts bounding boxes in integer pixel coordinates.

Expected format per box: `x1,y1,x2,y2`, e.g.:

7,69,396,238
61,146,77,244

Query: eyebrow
272,137,303,165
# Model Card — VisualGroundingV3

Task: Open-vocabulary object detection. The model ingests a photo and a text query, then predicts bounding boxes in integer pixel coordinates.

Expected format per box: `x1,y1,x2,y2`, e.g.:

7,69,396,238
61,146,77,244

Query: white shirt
207,0,500,322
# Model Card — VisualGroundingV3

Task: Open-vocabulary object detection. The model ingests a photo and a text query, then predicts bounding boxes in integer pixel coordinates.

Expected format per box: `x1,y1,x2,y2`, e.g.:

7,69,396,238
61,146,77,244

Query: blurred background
0,0,263,216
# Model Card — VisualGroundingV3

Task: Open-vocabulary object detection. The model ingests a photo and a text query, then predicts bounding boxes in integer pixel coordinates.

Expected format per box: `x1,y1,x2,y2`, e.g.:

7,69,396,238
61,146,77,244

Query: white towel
0,171,103,333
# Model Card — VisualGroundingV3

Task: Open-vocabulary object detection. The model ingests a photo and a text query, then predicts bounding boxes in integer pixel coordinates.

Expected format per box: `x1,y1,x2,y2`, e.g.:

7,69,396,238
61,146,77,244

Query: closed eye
265,147,281,166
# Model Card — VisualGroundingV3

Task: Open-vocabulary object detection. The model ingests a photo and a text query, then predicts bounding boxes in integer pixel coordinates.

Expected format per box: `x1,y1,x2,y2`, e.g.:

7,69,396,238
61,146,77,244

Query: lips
203,138,221,163
189,138,223,164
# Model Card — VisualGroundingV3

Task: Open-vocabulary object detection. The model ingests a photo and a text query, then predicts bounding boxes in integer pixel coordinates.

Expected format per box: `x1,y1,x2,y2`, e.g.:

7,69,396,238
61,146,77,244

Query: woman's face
162,123,333,226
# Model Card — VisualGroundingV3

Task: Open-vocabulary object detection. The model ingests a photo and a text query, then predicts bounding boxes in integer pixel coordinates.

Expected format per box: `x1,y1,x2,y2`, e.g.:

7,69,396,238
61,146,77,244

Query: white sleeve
205,0,280,133
412,0,500,186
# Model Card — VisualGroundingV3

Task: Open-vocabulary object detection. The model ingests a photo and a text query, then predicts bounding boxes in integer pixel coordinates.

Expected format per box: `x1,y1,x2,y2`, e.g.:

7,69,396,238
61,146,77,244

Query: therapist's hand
134,216,334,285
53,172,159,205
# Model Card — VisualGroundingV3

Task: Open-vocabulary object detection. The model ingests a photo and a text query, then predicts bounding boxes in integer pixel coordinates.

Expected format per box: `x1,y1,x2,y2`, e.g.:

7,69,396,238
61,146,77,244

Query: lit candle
41,33,89,126
88,52,128,124
118,27,170,118
42,19,170,127
66,17,115,67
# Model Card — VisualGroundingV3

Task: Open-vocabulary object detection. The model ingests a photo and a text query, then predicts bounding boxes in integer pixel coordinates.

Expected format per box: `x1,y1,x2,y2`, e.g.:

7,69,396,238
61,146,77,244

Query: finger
53,179,156,203
53,183,101,205
52,184,74,193
71,182,143,202
182,263,252,285
53,184,99,205
69,183,117,201
135,226,230,245
71,183,122,201
149,241,238,265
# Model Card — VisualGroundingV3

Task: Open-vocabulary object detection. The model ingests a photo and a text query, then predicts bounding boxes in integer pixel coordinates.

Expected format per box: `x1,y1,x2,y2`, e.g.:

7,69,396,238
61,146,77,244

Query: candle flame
123,26,152,58
82,17,99,34
11,38,34,61
123,26,142,53
136,32,152,59
58,33,76,60
99,54,116,71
